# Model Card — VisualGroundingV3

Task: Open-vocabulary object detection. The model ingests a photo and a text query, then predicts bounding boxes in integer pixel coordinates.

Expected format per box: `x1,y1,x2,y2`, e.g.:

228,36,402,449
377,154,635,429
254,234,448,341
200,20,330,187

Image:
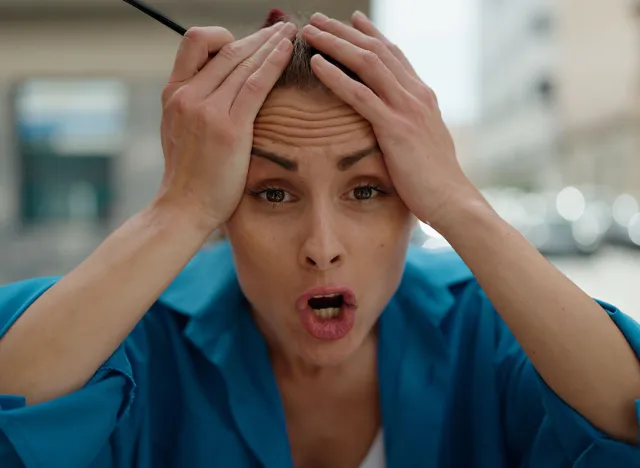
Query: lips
295,286,357,341
295,286,357,312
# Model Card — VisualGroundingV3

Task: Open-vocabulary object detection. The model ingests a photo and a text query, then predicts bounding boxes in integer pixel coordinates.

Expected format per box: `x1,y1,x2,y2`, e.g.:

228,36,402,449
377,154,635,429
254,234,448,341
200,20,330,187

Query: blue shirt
1,242,639,467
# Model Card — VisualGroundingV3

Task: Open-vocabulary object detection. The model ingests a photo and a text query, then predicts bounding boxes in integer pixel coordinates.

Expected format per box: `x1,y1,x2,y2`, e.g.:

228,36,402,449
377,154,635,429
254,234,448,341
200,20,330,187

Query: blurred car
483,186,608,256
605,192,640,248
520,187,609,256
410,186,610,256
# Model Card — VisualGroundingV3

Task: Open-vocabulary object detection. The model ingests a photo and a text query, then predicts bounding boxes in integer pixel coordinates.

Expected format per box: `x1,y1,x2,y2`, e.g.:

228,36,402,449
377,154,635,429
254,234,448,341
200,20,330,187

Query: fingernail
353,10,368,20
311,12,329,23
282,22,297,36
277,38,291,51
304,24,320,36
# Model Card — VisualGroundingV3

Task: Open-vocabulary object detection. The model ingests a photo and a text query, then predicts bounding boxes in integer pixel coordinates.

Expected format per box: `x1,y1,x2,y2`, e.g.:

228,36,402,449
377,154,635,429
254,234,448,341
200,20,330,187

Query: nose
298,208,345,271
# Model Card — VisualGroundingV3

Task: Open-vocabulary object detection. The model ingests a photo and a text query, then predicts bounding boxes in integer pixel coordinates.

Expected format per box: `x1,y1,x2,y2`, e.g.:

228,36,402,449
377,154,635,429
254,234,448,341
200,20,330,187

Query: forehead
253,88,376,150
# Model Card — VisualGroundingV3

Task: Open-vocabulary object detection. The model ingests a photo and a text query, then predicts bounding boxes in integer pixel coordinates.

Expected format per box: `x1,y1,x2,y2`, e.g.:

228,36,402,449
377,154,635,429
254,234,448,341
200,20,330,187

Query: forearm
434,196,640,444
0,199,216,405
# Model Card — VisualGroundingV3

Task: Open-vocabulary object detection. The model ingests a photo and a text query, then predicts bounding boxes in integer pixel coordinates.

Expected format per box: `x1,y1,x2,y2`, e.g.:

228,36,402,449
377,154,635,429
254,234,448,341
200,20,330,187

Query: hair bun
263,8,288,28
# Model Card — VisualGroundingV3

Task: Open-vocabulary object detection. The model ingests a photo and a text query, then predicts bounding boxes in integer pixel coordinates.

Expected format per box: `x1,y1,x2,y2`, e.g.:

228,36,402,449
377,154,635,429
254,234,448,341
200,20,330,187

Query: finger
309,54,388,124
213,22,297,109
184,22,287,100
308,13,416,92
302,25,409,107
230,38,294,124
350,11,419,78
169,26,235,84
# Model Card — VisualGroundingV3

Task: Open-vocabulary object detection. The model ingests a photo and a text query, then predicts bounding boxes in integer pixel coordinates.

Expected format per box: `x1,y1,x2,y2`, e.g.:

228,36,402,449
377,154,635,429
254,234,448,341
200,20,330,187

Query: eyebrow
250,145,380,172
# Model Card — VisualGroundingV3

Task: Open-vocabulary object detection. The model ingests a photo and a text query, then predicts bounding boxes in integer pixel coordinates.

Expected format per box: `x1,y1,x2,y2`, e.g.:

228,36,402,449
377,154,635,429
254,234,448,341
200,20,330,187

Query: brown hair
263,8,362,91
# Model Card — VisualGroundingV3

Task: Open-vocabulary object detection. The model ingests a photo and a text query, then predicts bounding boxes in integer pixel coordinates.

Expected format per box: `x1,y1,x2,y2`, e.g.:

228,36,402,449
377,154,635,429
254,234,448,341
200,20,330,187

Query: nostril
330,255,341,264
306,257,317,266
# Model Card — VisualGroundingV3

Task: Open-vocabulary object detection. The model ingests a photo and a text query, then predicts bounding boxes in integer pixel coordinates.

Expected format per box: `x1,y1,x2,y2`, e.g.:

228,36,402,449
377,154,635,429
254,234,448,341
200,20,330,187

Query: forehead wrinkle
257,103,350,117
254,88,375,148
253,127,374,147
255,113,365,129
254,121,370,139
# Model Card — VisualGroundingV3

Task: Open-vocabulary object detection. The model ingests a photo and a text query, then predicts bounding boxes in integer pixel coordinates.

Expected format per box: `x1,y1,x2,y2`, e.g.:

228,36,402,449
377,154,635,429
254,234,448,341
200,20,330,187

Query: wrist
425,188,497,236
147,195,222,239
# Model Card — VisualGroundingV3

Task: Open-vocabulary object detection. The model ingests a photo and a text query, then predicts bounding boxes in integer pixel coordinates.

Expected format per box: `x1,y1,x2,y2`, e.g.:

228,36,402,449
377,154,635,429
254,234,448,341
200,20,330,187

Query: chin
295,332,365,368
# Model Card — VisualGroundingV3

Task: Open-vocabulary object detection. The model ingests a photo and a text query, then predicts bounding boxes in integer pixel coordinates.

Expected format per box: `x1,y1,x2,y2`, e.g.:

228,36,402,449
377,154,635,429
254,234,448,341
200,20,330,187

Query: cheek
224,201,297,273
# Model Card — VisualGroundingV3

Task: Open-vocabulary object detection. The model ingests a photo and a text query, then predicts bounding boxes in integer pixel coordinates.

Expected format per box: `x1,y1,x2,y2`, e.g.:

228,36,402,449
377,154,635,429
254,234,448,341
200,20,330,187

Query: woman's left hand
302,12,483,228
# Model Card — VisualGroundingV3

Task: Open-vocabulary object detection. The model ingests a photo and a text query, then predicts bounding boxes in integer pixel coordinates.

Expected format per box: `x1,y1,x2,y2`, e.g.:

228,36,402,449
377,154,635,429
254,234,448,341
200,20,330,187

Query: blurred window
531,13,552,35
536,77,554,104
13,79,128,224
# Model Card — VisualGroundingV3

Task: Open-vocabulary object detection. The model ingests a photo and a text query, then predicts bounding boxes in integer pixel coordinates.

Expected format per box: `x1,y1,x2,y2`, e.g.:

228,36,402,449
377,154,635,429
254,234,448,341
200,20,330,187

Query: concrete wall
478,0,640,192
477,0,559,189
557,0,640,193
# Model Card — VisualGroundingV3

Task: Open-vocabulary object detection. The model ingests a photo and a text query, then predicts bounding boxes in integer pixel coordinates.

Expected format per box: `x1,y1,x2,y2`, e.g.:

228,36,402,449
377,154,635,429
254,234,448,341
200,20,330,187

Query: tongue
308,296,343,310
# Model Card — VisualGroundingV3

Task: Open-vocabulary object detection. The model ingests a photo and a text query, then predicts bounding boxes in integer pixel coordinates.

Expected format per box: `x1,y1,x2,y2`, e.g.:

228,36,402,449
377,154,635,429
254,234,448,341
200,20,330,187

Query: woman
0,10,639,468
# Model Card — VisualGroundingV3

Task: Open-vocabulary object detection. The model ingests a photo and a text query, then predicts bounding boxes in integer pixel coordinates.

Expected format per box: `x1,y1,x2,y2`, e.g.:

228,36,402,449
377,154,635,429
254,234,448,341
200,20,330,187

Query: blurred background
0,0,638,317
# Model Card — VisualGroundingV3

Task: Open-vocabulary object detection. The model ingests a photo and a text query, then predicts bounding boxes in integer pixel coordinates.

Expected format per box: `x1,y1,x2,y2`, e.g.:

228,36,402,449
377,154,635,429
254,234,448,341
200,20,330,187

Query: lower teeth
312,307,341,319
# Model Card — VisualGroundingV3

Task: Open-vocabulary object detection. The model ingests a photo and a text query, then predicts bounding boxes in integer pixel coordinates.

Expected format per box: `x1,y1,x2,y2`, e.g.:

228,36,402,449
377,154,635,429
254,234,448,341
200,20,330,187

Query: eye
263,188,288,204
348,184,385,201
248,186,294,206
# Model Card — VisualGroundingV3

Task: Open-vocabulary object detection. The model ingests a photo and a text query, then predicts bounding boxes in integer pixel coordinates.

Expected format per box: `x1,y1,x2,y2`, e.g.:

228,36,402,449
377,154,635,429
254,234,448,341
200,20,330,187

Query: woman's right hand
156,21,297,229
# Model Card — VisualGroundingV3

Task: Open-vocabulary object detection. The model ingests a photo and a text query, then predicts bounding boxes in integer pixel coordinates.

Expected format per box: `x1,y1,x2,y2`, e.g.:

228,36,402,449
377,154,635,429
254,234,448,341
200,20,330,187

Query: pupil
266,190,285,203
354,187,373,200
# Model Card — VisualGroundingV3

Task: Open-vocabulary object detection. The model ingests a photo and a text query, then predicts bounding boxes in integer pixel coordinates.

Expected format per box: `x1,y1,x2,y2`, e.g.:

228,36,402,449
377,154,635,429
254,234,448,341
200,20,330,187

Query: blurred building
0,0,369,284
477,0,640,193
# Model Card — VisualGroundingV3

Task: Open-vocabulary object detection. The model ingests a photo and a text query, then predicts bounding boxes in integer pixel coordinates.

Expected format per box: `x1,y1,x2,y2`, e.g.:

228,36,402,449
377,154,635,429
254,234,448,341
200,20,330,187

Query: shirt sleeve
493,292,640,467
0,278,137,468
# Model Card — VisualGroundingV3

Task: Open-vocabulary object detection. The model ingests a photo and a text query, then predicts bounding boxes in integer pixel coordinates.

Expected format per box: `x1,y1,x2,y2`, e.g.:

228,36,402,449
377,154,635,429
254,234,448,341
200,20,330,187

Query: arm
0,21,296,406
435,197,640,444
0,201,213,405
300,9,640,446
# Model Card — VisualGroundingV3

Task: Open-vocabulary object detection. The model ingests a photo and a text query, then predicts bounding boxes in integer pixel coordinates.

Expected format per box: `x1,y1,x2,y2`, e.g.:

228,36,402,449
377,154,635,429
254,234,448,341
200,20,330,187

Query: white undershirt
359,430,386,468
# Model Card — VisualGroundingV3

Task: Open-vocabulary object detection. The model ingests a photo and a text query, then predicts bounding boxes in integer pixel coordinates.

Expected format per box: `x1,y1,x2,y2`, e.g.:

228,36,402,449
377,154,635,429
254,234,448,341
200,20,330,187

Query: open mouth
308,294,344,320
296,287,356,341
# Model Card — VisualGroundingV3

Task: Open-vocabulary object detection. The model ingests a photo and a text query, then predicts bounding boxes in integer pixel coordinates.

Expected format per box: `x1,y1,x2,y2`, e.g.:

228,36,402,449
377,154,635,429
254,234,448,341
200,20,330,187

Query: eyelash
248,183,388,208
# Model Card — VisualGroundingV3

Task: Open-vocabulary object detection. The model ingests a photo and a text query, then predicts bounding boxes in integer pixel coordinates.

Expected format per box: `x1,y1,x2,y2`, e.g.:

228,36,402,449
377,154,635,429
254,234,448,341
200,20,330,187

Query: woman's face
225,87,414,368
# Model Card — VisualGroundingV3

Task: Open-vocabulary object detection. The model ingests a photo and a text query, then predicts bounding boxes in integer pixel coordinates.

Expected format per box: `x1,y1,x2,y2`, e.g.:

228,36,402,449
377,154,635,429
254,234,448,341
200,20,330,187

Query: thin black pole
122,0,187,36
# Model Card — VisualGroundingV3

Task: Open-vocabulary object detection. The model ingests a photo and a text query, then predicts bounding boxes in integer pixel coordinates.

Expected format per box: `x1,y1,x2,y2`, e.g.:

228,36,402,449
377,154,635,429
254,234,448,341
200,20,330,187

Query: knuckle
236,58,257,74
219,43,240,62
360,49,381,66
387,41,401,54
161,86,175,107
214,27,235,44
353,83,373,102
184,26,204,41
167,89,192,114
368,37,386,54
421,85,438,104
244,74,266,95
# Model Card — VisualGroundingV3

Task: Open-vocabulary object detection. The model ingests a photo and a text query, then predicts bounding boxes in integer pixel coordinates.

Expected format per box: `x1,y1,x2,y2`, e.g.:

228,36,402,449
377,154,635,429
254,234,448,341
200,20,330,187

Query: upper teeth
313,294,341,299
